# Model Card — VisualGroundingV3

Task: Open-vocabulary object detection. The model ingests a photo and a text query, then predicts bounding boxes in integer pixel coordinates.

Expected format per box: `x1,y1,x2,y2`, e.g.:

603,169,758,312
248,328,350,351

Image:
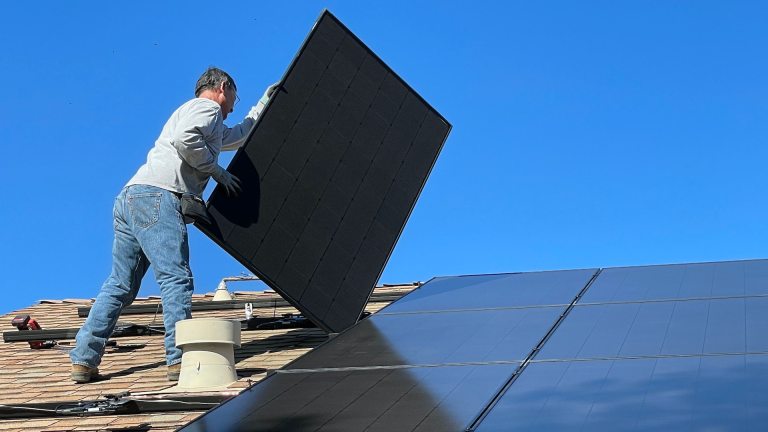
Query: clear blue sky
3,1,768,315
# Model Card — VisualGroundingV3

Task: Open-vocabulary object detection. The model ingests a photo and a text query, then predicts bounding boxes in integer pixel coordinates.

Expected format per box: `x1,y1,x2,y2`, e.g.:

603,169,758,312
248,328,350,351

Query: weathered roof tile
0,284,415,430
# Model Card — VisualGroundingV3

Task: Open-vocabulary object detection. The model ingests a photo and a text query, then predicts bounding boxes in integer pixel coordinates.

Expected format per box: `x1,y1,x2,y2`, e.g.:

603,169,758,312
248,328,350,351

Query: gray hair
194,67,237,97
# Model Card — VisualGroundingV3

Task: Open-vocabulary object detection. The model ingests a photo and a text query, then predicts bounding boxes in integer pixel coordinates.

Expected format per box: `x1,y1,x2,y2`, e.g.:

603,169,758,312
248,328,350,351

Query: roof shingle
0,284,416,431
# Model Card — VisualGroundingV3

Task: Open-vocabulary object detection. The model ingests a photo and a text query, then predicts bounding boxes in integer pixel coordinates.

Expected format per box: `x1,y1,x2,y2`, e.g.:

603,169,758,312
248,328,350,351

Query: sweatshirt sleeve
220,98,268,151
220,116,256,151
170,100,222,175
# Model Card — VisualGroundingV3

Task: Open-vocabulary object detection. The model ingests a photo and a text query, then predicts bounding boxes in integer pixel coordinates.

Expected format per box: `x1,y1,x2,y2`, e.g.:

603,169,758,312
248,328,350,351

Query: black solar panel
475,354,768,431
179,269,598,431
538,297,765,359
475,260,768,431
180,259,768,431
580,259,768,303
196,10,451,333
285,307,562,369
182,364,518,432
381,269,598,313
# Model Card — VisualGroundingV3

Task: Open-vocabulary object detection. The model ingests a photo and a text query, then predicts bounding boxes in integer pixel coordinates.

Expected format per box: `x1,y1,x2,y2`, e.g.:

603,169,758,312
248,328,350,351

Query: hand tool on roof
3,313,338,346
3,321,164,346
10,315,56,349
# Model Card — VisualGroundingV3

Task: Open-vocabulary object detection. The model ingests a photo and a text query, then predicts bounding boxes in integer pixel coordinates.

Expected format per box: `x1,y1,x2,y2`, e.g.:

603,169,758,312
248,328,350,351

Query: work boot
71,364,99,383
167,363,181,381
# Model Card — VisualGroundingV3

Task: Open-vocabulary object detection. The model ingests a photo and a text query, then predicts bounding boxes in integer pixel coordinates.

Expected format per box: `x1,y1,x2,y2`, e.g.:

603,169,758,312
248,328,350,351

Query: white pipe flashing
212,280,233,301
174,318,241,390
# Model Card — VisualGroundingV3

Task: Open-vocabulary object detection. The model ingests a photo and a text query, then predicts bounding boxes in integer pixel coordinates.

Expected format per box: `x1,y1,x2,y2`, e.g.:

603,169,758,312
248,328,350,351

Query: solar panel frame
196,9,451,333
379,269,599,314
580,259,768,303
472,260,768,431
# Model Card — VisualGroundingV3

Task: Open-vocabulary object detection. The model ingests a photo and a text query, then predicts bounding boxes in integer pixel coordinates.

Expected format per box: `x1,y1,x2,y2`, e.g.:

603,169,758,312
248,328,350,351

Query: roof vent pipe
212,280,233,301
212,275,261,301
174,318,241,391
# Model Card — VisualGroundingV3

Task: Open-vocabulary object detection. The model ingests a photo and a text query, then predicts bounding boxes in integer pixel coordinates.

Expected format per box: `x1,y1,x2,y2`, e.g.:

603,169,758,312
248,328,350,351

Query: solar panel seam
478,353,767,431
607,298,645,360
236,25,345,256
596,257,768,270
527,351,768,364
540,296,765,361
270,66,408,309
376,303,571,316
359,378,424,432
254,96,344,279
324,14,450,127
315,121,432,317
577,358,618,431
465,268,603,432
286,370,375,427
279,65,372,300
575,292,768,307
312,368,397,431
306,84,420,318
275,361,525,374
227,26,338,189
230,371,315,426
571,298,610,360
259,52,389,307
658,299,693,357
743,295,748,354
326,122,452,327
201,25,339,325
407,366,481,432
701,297,713,357
204,13,334,193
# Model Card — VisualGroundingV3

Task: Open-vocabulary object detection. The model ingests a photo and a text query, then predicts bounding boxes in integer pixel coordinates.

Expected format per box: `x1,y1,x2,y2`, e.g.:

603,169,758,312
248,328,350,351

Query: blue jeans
71,184,194,368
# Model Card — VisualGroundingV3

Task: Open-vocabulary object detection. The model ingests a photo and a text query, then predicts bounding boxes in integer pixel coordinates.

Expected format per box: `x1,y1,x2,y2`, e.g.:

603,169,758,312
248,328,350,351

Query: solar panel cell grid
476,355,768,431
197,10,450,332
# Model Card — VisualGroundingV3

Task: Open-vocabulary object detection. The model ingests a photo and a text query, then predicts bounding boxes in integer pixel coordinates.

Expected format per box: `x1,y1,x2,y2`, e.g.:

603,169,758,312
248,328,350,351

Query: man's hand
212,166,242,197
258,82,280,105
264,81,280,100
248,81,281,120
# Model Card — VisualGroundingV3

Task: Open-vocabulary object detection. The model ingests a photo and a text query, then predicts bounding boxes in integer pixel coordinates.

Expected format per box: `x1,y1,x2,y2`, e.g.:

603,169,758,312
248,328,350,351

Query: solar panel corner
196,10,451,333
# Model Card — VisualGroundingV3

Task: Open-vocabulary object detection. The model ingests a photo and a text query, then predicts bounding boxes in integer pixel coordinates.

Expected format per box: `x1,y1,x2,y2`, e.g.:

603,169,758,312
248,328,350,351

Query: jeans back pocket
127,193,162,229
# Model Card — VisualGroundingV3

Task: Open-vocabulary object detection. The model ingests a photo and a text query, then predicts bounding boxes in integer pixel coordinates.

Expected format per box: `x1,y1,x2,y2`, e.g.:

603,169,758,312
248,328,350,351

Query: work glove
261,81,280,104
248,81,281,120
212,165,242,197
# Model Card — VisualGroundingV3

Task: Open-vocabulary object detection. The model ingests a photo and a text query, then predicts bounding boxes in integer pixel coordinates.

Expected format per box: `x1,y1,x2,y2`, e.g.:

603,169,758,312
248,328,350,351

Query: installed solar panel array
180,259,768,431
197,10,451,333
477,260,768,431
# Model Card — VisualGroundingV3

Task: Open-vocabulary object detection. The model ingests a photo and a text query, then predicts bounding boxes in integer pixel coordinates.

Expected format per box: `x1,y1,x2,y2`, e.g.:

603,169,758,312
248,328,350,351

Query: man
70,67,275,383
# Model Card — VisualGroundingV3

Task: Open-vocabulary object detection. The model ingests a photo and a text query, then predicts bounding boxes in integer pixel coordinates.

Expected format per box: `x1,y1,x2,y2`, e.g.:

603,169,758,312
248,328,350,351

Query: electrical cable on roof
116,398,221,407
0,404,59,413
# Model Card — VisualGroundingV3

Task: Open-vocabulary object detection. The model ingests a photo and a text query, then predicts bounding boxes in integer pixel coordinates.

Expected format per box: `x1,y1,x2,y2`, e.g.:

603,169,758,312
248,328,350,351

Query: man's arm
170,100,242,196
221,82,279,151
219,105,260,151
170,100,221,176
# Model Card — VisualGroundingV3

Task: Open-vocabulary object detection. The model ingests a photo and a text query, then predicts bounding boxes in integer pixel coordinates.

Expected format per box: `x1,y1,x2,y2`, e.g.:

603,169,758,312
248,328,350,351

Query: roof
0,284,417,432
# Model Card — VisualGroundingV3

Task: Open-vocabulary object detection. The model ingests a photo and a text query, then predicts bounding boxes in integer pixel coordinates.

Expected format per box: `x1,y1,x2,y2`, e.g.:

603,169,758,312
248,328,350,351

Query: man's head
195,67,239,120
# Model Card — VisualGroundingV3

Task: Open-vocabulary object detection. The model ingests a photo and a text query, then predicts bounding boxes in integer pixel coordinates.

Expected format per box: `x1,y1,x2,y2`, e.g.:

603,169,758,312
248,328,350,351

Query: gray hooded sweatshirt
127,97,265,197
